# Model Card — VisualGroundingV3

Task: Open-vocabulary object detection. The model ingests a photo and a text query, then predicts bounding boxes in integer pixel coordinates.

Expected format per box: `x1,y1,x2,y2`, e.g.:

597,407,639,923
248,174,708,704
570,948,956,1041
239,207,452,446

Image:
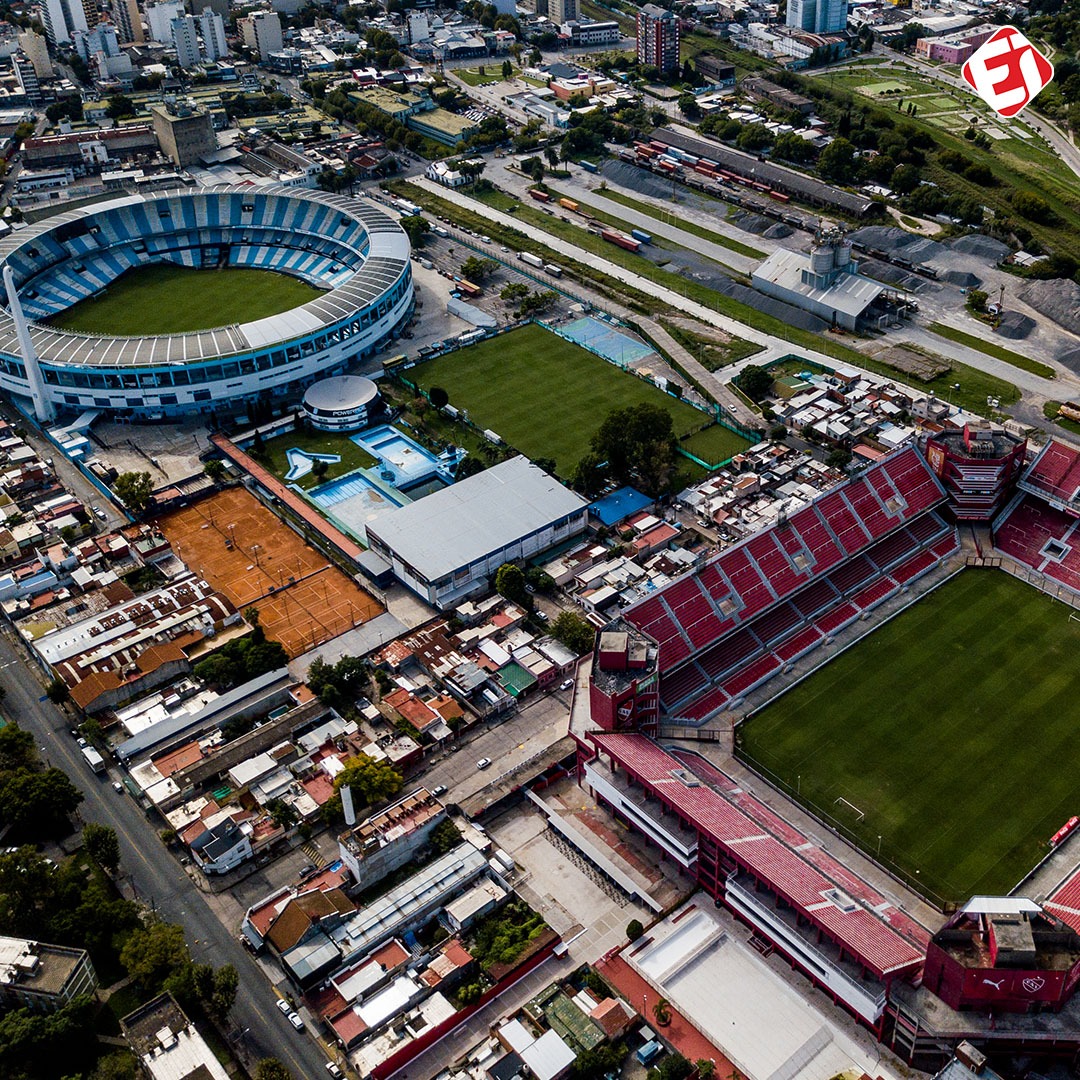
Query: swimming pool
307,470,410,543
351,425,444,490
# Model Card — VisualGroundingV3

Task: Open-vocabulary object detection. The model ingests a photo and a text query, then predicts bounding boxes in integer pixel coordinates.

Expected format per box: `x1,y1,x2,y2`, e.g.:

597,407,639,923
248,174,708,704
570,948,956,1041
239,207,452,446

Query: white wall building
240,10,284,60
146,0,184,43
199,7,228,60
171,15,202,69
366,456,590,609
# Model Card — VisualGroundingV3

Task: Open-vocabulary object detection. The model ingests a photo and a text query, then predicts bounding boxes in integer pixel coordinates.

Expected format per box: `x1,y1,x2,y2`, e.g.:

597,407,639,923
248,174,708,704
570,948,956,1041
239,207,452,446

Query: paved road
0,632,331,1080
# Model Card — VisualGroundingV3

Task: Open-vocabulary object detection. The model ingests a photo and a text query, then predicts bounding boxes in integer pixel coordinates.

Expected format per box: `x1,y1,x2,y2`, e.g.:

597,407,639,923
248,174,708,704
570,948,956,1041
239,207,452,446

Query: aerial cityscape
0,0,1078,1079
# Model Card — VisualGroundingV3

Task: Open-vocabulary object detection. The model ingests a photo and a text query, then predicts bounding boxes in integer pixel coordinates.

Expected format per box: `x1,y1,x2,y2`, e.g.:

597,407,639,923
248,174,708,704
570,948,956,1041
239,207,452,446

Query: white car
476,757,492,770
559,679,573,692
276,998,291,1015
326,1064,343,1078
288,1011,304,1031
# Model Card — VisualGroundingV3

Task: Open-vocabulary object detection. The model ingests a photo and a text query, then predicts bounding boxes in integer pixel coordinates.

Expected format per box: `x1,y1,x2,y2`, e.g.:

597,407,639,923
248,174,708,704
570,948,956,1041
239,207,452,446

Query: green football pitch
46,264,324,336
413,324,751,479
739,569,1080,903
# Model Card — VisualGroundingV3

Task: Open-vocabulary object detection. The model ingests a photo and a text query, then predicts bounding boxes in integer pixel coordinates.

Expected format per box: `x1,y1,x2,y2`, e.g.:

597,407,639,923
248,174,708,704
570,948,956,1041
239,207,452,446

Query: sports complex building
571,438,1080,1071
0,186,413,422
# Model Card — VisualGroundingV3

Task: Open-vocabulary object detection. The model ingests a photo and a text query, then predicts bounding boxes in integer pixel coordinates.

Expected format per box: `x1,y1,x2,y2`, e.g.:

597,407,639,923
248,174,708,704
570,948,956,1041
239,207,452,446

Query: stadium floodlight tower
2,264,54,424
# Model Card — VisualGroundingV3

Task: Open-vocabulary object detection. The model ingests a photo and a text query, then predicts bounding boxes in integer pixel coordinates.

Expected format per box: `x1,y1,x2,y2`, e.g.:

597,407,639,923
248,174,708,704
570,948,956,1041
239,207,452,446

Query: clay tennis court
156,487,383,658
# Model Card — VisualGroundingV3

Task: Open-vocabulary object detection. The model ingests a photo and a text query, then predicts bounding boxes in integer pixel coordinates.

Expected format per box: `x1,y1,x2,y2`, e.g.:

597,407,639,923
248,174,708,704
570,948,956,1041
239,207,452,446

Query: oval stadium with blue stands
0,185,413,420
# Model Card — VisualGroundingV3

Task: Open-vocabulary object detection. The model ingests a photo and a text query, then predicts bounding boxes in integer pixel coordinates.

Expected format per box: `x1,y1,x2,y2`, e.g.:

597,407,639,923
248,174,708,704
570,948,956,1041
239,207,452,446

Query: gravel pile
730,210,775,236
600,159,681,202
849,226,918,251
763,222,794,240
939,269,982,287
996,311,1035,340
1017,278,1080,336
948,234,1011,263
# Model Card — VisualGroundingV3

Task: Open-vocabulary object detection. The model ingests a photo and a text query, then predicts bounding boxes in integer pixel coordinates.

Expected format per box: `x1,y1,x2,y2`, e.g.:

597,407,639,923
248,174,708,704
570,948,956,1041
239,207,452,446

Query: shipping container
457,280,482,297
630,229,652,244
600,229,641,252
519,251,544,268
578,160,598,173
558,198,579,211
543,264,563,277
528,189,551,202
768,190,790,203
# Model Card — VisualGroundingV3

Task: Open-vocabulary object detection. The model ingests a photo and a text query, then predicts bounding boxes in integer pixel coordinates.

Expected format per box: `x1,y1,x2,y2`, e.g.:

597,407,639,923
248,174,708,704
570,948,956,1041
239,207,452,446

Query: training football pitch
46,264,324,336
414,324,751,479
739,569,1080,903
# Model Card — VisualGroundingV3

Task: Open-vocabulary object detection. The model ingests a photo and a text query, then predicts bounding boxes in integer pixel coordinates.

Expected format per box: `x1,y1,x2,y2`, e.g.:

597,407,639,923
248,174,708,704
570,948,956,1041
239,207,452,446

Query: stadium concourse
571,441,1080,1072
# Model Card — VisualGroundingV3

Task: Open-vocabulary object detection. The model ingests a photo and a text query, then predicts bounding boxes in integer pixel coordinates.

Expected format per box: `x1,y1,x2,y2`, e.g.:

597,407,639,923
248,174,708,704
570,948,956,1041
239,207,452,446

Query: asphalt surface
0,630,330,1080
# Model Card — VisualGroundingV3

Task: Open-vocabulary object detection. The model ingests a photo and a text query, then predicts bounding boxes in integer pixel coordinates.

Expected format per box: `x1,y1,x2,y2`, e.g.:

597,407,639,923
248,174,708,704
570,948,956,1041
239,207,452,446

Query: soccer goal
834,797,866,821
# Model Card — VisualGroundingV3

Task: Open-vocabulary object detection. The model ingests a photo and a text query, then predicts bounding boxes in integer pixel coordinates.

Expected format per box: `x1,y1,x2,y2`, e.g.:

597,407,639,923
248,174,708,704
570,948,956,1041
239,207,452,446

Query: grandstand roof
1020,440,1080,511
0,186,409,368
590,732,926,979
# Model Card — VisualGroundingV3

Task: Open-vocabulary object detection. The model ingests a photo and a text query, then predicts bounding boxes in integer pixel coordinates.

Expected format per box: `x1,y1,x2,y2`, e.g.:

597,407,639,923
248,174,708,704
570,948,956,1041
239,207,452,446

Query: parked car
276,998,291,1015
476,757,492,770
288,1012,304,1031
431,784,447,798
326,1064,343,1078
559,679,573,691
112,781,123,793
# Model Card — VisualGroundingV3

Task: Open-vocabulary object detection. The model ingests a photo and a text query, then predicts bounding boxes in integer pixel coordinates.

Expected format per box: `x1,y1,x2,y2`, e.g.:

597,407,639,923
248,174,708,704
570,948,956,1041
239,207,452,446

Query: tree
696,1060,716,1080
652,996,671,1026
461,256,497,281
83,823,120,874
91,1051,140,1080
817,137,858,184
551,610,595,655
769,423,787,441
312,459,329,480
626,918,644,942
46,677,70,705
210,964,239,1018
400,214,430,247
429,386,450,410
826,448,852,470
545,145,559,169
430,818,462,854
494,562,528,606
266,798,299,831
647,1053,692,1080
677,93,701,120
574,1042,628,1080
203,458,226,483
113,471,154,513
120,922,191,991
500,282,529,303
254,1060,293,1080
965,289,989,314
106,93,135,119
333,753,403,806
591,402,677,496
570,452,605,497
737,365,774,403
0,768,83,832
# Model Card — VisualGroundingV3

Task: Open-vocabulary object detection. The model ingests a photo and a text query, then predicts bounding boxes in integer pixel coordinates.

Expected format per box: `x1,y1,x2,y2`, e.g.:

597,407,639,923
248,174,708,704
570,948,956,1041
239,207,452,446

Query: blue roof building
589,487,653,528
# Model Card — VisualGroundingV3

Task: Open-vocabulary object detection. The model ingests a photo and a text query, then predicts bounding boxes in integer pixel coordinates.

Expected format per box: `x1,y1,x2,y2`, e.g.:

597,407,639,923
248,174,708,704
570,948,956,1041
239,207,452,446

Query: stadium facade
0,186,413,421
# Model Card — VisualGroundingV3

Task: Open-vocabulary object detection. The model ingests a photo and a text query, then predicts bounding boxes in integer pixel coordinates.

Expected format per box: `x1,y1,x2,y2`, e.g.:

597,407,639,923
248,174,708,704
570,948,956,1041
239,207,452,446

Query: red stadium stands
995,495,1080,592
1022,440,1080,507
647,448,956,715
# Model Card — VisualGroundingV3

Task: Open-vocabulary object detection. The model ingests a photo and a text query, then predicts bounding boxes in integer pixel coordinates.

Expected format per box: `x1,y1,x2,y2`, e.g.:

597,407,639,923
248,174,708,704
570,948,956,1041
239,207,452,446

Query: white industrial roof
752,247,884,319
367,456,587,582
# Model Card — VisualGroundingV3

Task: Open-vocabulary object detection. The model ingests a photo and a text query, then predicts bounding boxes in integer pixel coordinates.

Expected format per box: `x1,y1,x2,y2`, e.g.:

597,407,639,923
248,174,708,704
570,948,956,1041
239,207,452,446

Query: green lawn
680,424,752,466
258,428,378,490
739,570,1080,903
413,324,749,479
927,322,1056,380
47,264,324,336
456,65,517,86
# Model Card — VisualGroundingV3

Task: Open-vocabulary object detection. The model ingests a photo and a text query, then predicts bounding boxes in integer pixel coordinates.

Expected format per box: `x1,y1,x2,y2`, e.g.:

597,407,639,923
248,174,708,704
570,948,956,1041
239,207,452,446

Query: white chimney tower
341,784,356,826
3,265,54,423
